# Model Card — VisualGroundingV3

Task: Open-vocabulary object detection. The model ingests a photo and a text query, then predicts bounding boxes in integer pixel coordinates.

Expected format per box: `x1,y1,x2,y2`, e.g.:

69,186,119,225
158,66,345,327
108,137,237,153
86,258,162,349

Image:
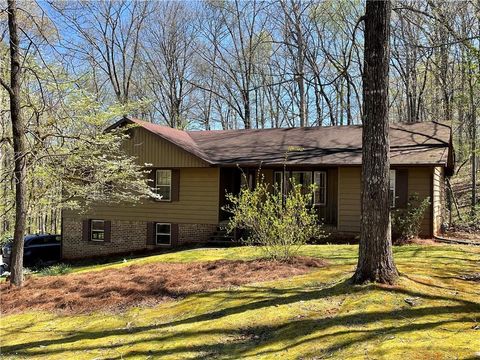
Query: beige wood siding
408,167,433,236
63,167,220,224
432,166,445,235
337,166,435,236
337,167,361,232
123,127,209,168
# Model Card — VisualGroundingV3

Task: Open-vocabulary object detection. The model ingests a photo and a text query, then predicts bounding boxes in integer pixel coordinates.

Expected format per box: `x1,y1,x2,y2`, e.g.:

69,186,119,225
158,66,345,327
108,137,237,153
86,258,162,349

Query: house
61,117,454,259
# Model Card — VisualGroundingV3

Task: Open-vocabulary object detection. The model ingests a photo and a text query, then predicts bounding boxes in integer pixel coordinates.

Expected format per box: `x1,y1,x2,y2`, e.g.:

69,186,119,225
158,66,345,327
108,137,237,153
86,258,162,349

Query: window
156,169,172,201
314,171,327,205
91,220,105,241
274,171,283,195
291,171,312,195
240,170,255,190
155,223,171,245
390,170,396,208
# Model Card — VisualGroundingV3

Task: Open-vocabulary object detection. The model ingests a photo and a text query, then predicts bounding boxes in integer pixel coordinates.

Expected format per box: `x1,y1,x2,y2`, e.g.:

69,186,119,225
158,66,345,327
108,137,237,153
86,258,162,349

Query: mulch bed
0,257,327,315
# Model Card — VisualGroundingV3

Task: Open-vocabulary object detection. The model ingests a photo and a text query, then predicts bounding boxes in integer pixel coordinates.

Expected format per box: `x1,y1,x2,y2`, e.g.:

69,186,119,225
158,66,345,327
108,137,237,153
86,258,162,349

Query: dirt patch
0,257,326,315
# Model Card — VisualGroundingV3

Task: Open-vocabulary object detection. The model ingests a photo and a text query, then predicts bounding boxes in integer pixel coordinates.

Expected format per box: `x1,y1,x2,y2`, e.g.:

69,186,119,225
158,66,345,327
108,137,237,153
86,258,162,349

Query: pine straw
0,257,326,315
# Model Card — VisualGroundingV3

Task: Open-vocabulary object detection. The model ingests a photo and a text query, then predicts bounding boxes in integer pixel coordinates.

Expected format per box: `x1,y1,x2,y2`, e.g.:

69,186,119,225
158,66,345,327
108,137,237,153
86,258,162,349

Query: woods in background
1,0,479,240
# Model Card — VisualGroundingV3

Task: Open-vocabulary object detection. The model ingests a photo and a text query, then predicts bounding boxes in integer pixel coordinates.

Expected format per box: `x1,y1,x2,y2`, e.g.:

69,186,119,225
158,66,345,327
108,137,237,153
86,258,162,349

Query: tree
278,0,308,127
0,1,157,286
140,2,197,129
51,1,151,105
195,0,269,129
0,0,27,286
353,0,398,285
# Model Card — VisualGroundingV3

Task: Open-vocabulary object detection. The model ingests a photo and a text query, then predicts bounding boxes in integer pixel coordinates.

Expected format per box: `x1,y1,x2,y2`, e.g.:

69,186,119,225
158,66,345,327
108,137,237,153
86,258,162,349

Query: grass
38,263,72,276
1,244,479,359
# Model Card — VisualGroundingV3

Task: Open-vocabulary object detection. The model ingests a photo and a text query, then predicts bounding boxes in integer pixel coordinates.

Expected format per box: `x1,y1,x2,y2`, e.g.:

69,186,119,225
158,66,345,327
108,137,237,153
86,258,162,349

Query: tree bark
293,1,306,127
470,64,477,217
353,0,398,285
6,0,27,286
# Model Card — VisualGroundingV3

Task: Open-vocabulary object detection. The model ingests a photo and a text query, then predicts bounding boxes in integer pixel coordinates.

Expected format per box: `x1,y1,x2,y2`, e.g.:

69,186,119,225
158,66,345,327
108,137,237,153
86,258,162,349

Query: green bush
0,234,12,247
392,194,431,244
39,263,72,276
224,178,325,261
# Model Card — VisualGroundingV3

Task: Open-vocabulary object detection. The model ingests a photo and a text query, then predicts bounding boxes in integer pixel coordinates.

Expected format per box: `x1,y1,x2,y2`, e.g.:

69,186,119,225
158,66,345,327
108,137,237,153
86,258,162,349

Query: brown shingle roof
110,117,453,170
188,121,453,168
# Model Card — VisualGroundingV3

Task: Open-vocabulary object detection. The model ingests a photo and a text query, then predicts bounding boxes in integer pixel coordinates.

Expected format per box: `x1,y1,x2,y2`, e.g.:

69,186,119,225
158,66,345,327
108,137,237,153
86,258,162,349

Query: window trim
155,223,171,246
275,170,329,205
313,171,327,206
155,169,172,202
273,170,284,195
390,169,396,208
90,219,105,242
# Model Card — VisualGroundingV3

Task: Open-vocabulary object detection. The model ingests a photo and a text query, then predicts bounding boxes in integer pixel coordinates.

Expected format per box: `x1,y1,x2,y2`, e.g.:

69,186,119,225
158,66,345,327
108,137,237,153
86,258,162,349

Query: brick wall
62,219,148,259
178,223,217,245
62,218,217,259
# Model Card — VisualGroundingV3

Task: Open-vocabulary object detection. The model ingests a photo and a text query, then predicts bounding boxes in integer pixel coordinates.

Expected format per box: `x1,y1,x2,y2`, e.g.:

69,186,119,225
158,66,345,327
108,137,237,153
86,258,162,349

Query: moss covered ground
1,244,479,359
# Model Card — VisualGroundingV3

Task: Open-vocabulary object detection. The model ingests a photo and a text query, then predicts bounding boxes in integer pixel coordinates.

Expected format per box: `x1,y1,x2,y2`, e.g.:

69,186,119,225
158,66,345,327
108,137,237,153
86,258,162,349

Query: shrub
39,263,72,276
0,234,12,247
224,178,325,261
392,194,430,244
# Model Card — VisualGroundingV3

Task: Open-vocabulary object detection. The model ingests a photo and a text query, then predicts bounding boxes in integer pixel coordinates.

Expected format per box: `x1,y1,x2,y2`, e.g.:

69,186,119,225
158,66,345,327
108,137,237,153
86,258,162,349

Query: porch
218,166,339,227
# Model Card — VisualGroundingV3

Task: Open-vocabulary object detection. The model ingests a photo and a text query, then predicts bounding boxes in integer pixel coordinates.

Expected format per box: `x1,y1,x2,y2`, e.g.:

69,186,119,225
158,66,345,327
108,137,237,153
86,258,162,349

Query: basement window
155,223,171,245
91,220,105,242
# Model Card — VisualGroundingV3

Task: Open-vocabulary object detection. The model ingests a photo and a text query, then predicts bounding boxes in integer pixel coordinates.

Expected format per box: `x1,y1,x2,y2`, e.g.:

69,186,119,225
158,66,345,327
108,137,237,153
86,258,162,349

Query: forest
0,0,479,239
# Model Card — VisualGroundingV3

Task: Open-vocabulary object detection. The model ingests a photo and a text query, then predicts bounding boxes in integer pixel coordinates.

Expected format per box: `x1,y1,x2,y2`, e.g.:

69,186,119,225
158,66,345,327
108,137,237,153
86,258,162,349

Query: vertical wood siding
337,167,362,232
407,167,433,236
122,127,209,168
432,166,445,235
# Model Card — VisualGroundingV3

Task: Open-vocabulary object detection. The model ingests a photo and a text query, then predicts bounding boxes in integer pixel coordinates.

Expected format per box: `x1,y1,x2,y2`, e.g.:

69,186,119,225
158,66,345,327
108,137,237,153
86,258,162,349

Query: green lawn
1,244,479,359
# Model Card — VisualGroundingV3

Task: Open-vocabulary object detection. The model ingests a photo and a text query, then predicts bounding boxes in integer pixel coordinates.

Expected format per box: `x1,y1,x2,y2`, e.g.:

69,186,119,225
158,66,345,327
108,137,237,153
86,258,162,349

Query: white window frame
91,220,105,242
155,223,171,246
155,169,172,202
390,169,396,208
313,171,327,206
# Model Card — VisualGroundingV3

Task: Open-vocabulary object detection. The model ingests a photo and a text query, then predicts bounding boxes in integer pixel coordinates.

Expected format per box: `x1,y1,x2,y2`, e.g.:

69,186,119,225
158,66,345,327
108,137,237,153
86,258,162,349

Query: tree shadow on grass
6,306,476,359
2,278,479,358
403,274,480,296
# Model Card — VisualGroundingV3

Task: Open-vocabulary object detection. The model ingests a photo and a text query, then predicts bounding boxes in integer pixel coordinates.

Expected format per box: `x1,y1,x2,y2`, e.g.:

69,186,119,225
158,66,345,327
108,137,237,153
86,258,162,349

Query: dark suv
1,234,62,269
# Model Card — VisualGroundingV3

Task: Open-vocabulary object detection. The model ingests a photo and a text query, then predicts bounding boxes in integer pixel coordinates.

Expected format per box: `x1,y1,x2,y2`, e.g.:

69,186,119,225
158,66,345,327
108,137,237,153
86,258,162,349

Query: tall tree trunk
7,0,27,287
294,9,306,127
353,0,398,285
243,89,251,129
469,64,477,217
